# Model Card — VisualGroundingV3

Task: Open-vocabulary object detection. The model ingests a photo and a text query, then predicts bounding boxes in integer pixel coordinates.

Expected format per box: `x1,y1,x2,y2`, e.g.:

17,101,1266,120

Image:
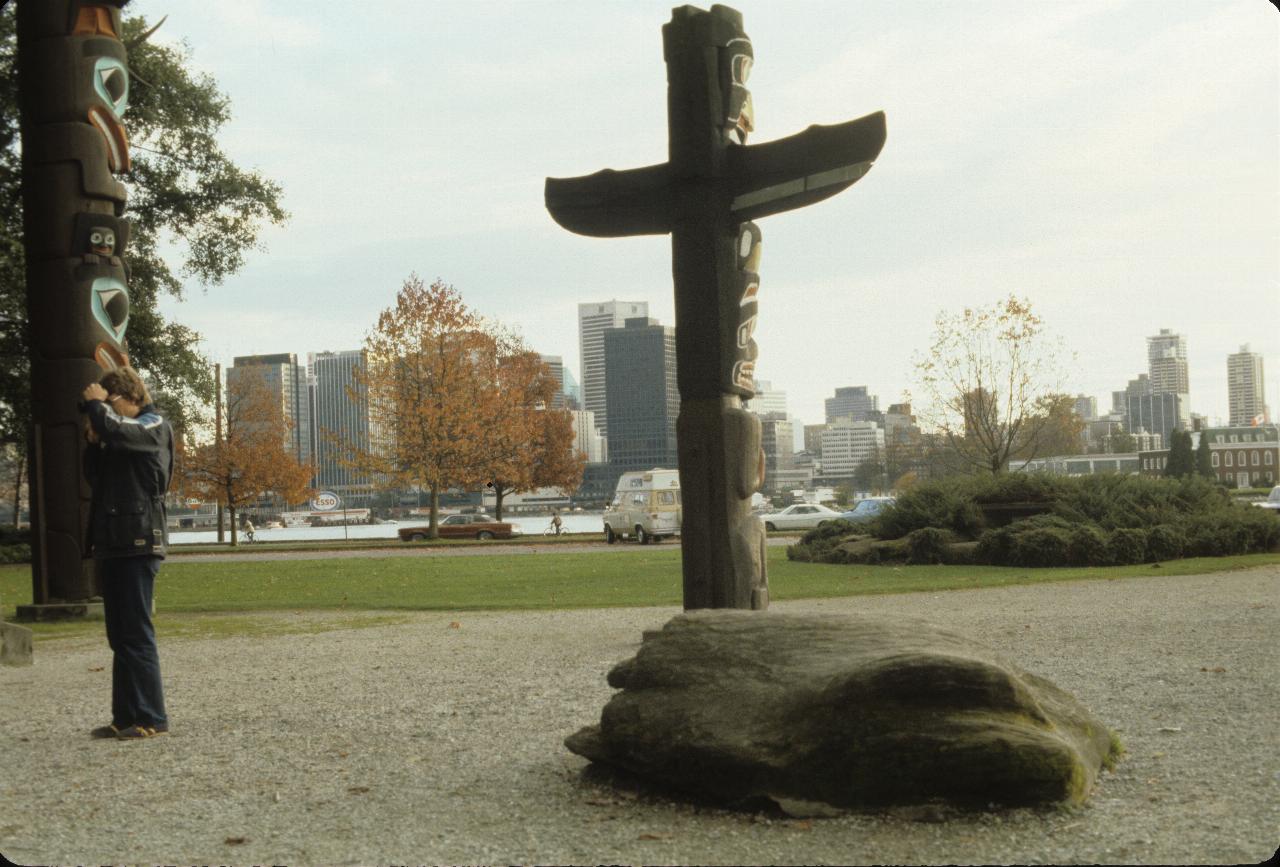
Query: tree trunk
228,503,238,546
493,483,506,521
429,485,440,539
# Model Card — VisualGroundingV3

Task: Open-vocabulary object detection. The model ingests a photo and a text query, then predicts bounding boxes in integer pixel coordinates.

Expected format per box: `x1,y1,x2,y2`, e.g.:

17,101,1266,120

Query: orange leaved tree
354,276,498,537
178,366,312,545
479,349,586,520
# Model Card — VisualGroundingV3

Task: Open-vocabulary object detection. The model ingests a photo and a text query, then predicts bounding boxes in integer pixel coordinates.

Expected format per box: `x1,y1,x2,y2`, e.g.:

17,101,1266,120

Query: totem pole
16,0,133,613
546,5,885,610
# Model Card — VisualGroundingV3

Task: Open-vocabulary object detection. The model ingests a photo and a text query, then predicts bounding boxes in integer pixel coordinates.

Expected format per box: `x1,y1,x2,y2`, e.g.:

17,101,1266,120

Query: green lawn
4,548,1278,627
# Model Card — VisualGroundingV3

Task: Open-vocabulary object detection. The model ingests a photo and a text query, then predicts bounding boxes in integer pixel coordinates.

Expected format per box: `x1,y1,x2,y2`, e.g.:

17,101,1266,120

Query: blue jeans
100,556,167,729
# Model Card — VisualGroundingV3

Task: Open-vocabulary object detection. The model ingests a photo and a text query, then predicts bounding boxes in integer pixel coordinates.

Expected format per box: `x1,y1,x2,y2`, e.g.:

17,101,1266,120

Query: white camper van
603,468,682,544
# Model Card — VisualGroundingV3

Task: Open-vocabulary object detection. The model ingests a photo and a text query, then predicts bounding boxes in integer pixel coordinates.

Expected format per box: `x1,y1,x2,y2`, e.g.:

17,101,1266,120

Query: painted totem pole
16,0,133,610
546,4,885,610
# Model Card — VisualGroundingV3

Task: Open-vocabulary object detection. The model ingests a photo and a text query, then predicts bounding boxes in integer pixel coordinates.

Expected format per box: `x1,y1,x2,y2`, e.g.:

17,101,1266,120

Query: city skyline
140,1,1277,429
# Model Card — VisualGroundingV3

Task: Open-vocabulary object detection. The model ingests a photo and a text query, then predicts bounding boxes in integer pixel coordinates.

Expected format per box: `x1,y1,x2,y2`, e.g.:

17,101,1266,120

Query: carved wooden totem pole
546,4,885,610
16,0,133,612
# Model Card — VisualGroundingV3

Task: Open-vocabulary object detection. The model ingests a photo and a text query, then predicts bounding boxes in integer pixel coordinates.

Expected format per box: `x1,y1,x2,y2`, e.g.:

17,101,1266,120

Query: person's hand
82,383,108,402
85,424,99,444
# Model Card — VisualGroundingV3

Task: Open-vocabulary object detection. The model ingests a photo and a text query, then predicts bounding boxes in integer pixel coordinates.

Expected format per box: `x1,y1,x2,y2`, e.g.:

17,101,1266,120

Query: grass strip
4,550,1277,641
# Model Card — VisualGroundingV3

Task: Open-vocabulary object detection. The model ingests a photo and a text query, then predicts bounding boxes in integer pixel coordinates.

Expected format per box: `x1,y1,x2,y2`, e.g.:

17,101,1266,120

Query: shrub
1145,524,1184,562
0,543,31,564
974,525,1013,565
1107,528,1148,565
1007,525,1073,568
1067,524,1110,566
873,479,985,540
905,527,954,565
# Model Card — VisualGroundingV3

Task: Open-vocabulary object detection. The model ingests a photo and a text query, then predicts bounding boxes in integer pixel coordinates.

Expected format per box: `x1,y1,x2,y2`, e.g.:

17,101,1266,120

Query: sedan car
759,503,844,531
398,513,523,541
838,497,896,523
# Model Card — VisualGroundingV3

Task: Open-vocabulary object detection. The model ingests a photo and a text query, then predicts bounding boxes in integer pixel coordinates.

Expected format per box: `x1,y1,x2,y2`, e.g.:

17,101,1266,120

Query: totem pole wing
727,111,887,222
544,162,674,237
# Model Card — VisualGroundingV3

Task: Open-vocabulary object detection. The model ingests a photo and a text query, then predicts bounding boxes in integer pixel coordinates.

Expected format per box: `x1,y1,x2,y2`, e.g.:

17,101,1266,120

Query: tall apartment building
309,350,371,502
1227,344,1267,426
1073,394,1098,422
578,300,648,437
818,419,884,482
226,353,311,467
603,317,679,486
1147,329,1189,394
825,385,879,424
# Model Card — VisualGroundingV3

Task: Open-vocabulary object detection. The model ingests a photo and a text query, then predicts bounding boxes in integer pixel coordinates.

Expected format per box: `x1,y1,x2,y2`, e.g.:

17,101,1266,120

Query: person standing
80,367,175,740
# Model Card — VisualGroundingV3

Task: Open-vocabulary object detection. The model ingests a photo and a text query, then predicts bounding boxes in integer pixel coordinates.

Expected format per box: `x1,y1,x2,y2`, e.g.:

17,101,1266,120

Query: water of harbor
168,512,607,545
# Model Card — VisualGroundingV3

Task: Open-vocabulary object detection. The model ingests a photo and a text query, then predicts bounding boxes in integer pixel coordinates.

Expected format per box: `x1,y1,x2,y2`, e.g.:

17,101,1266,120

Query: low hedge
790,473,1280,567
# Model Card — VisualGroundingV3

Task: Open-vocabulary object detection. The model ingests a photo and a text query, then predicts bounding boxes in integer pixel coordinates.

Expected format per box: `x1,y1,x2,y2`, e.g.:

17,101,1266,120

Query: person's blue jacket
82,400,175,559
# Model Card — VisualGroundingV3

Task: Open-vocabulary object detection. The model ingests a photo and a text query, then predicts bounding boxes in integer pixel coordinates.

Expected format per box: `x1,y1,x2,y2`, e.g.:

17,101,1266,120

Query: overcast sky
142,0,1279,431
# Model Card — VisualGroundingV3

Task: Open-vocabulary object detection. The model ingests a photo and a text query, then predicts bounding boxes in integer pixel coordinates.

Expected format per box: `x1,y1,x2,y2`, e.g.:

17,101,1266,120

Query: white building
309,350,371,501
818,419,884,480
577,300,648,437
570,409,607,464
748,379,788,417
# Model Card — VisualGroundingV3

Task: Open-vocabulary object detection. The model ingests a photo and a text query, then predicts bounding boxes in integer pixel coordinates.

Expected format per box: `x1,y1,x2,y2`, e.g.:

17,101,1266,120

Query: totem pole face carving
88,226,115,256
729,221,761,396
719,35,754,145
90,276,129,341
86,48,130,172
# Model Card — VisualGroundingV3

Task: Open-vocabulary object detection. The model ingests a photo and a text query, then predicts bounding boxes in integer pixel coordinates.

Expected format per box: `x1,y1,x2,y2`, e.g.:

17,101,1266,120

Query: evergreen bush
905,527,954,565
1146,524,1184,562
1107,527,1148,565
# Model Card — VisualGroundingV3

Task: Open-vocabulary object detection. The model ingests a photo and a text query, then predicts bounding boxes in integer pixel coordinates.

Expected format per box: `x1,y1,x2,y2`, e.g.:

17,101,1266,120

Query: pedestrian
80,367,175,740
243,517,255,543
551,512,563,536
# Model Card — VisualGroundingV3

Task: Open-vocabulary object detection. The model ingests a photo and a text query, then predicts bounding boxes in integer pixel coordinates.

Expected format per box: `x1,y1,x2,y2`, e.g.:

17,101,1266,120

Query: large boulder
567,610,1117,810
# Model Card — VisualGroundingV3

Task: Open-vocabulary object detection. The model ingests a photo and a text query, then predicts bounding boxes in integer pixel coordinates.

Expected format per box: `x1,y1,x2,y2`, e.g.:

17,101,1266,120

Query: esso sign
311,491,340,511
184,497,202,507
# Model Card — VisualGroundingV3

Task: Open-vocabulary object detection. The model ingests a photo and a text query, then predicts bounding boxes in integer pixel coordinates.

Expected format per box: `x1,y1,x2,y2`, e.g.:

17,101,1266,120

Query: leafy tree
479,348,584,520
1195,431,1214,479
1164,429,1194,479
1105,429,1136,454
913,296,1070,475
1,7,287,443
177,367,312,545
852,442,886,492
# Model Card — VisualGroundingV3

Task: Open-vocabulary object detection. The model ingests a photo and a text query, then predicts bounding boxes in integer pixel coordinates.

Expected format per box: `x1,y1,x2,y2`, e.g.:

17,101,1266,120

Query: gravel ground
2,565,1277,866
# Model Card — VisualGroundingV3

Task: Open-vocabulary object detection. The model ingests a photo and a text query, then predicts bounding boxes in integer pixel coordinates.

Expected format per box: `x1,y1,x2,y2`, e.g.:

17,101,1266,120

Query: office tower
825,385,879,424
603,317,679,484
226,353,311,467
748,379,788,417
309,350,370,501
1073,395,1098,422
758,413,795,493
803,423,827,455
578,300,649,437
538,354,567,408
1117,373,1183,445
562,366,582,410
818,418,885,481
1227,344,1267,426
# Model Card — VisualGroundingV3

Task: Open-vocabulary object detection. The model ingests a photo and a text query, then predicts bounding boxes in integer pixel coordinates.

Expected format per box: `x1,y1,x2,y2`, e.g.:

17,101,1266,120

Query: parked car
759,503,843,531
398,513,522,541
838,497,896,523
1253,485,1280,511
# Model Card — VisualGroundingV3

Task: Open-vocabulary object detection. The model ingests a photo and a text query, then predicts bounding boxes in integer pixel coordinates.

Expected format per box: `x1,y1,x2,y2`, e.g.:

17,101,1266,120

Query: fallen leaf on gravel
1200,666,1226,673
585,798,616,807
448,621,461,629
1157,726,1183,733
348,786,370,794
638,833,671,841
789,820,814,831
224,837,247,845
88,667,104,672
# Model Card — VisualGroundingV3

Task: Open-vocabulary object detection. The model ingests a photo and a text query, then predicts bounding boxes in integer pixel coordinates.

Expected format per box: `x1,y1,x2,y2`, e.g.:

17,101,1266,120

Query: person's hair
99,367,151,405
